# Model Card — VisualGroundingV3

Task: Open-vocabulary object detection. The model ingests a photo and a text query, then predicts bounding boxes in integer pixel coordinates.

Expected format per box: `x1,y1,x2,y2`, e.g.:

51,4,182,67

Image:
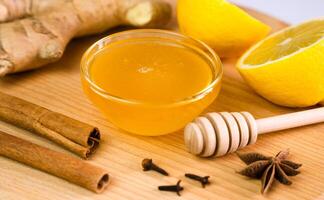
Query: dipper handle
257,107,324,134
184,107,324,158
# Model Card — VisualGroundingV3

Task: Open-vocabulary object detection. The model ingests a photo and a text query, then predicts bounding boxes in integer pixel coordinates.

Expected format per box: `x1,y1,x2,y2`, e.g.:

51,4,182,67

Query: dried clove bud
185,173,210,188
142,158,169,176
158,180,183,196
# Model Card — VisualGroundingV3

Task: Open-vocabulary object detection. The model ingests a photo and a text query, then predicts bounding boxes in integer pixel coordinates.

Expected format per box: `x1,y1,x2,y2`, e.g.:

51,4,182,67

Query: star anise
236,149,302,194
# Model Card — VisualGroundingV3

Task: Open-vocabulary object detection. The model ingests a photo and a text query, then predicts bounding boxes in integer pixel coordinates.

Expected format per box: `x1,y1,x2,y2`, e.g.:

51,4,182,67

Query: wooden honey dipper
184,107,324,157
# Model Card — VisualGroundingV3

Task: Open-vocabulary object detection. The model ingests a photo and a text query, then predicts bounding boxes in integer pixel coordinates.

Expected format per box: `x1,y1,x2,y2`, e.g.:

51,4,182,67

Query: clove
158,180,183,196
185,173,210,188
142,158,169,176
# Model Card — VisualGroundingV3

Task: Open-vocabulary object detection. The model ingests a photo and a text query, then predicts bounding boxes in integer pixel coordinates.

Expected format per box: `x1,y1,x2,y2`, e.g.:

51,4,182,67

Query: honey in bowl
81,30,222,136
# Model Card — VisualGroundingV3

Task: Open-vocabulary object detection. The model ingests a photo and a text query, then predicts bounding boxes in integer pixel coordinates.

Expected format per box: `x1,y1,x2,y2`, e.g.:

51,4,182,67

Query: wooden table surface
1,1,324,199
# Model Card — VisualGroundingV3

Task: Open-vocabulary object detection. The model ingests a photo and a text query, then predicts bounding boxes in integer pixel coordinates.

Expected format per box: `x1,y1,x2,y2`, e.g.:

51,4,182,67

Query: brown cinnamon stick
0,92,100,159
0,131,109,193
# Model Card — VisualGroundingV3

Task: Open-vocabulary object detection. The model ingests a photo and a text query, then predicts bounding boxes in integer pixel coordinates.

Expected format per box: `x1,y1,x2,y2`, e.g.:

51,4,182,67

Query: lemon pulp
243,19,324,66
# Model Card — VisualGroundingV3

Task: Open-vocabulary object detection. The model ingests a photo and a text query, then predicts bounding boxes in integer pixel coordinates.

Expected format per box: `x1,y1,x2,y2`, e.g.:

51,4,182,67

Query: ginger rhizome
0,0,171,76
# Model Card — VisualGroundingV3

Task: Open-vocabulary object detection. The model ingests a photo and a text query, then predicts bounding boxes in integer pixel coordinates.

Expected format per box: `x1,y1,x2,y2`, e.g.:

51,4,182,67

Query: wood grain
1,1,323,199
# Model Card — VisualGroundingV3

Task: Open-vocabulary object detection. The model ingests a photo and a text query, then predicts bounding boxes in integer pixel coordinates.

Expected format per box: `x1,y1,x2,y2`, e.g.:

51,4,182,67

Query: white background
229,0,324,24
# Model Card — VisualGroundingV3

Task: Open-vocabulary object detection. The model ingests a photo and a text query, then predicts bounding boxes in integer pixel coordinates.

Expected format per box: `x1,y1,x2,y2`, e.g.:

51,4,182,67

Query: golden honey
81,30,222,136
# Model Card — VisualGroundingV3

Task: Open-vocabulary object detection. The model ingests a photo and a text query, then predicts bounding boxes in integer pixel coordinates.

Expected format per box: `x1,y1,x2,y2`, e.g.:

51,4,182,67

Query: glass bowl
81,29,223,136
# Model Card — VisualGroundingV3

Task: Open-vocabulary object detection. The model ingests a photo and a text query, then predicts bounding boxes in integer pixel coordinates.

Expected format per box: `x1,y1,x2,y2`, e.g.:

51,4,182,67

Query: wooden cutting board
1,1,323,200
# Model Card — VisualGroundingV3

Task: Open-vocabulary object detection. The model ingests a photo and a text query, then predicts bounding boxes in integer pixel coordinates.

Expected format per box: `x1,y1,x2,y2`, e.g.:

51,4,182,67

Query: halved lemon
237,18,324,107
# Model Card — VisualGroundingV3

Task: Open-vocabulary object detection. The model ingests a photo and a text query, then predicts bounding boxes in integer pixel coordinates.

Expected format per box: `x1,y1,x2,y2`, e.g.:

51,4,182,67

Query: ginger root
0,0,171,76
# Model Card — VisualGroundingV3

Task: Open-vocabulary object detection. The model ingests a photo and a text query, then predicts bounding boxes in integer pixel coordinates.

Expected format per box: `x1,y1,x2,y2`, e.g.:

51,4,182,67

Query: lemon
237,18,324,107
177,0,271,57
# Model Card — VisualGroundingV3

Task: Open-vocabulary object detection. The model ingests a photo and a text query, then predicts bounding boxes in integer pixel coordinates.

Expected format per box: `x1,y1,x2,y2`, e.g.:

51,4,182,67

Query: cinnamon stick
0,92,100,159
0,131,109,193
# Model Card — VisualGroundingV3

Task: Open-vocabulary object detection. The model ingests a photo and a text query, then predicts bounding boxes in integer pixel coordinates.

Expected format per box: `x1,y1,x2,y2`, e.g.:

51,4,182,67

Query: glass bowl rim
80,29,223,106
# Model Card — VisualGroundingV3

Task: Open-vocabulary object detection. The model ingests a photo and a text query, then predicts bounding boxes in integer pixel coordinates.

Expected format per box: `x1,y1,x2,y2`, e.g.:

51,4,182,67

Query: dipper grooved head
184,112,258,157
